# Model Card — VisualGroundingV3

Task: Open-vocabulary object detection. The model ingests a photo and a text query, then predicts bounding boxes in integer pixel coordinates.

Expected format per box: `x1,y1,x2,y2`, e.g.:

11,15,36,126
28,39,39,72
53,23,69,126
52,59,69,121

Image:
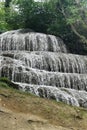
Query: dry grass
0,86,87,130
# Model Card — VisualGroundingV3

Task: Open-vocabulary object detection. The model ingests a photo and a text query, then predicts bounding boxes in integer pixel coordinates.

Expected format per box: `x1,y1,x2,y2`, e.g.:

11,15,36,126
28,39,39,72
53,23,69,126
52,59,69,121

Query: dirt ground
0,87,87,130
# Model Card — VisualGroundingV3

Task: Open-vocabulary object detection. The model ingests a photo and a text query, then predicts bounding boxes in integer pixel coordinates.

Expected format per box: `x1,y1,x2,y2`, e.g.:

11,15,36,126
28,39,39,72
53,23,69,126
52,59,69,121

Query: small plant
0,82,9,88
0,77,10,83
0,77,19,89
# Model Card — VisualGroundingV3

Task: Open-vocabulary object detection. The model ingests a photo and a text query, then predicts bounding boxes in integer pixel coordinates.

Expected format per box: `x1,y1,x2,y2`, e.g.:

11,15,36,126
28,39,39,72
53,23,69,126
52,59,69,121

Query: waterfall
1,51,87,73
12,83,87,107
0,30,67,52
1,64,87,90
0,29,87,107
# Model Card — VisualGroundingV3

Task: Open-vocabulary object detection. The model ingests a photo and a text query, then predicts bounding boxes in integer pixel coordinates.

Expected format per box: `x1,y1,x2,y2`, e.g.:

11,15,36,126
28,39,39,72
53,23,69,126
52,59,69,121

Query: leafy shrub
0,82,10,88
0,77,19,89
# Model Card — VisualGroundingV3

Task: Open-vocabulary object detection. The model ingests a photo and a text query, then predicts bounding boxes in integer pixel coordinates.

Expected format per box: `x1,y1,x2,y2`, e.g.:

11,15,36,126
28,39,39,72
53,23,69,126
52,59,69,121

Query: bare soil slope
0,87,87,130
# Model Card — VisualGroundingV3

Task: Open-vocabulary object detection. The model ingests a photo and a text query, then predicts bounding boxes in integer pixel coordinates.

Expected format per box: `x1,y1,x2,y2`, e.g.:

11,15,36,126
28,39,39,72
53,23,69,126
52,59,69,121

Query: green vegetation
0,82,9,88
0,77,11,88
0,77,19,89
0,3,9,33
0,0,87,53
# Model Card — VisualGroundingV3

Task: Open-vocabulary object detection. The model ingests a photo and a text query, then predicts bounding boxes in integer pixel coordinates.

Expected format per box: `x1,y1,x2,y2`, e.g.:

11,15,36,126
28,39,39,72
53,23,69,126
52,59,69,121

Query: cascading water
0,30,67,52
0,29,87,107
1,51,87,73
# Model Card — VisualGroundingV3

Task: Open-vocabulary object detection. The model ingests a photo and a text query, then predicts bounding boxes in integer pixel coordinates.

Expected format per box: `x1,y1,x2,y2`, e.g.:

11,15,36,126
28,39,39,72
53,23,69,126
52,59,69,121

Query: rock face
0,29,87,107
